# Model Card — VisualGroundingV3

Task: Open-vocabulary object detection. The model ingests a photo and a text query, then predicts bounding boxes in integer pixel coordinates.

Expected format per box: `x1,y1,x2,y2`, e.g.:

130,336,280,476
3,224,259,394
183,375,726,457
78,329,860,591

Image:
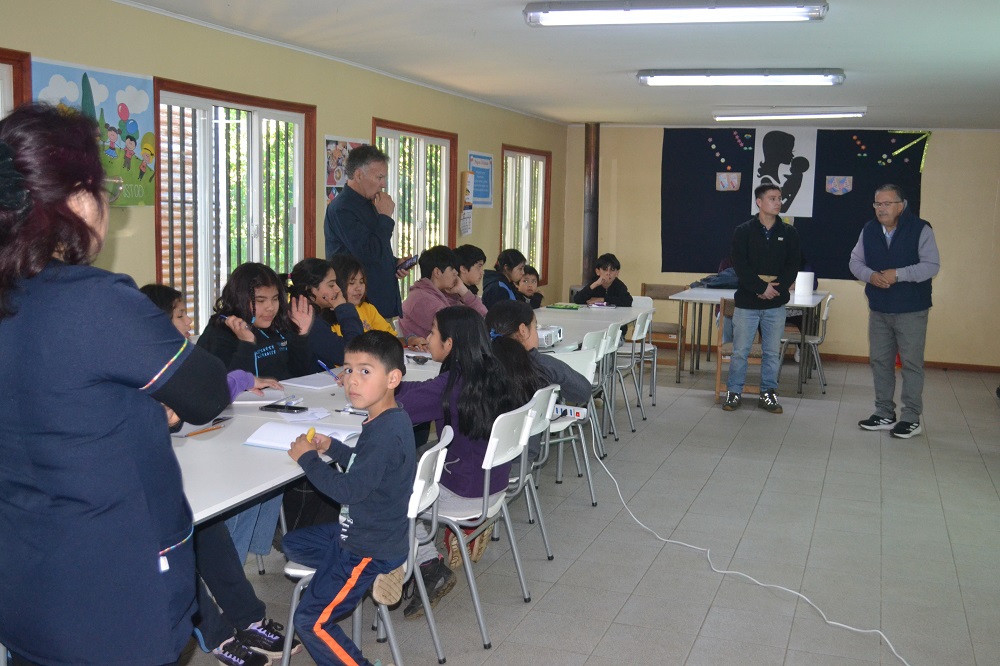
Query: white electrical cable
590,438,911,666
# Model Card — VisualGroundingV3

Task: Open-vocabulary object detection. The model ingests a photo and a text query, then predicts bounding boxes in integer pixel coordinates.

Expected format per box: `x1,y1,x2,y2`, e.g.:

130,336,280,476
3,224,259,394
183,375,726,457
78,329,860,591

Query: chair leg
555,440,565,483
255,552,266,575
281,574,312,666
575,422,597,507
649,347,658,405
523,485,537,524
615,369,636,432
630,365,647,420
411,556,447,663
376,604,404,666
499,505,532,603
812,344,827,392
440,518,492,649
525,474,554,560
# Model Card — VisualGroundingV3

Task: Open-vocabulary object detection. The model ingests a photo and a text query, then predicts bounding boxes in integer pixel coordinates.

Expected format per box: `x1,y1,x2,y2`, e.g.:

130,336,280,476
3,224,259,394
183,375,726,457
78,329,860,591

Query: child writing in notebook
140,283,298,666
283,331,416,666
394,305,531,619
284,257,364,369
329,253,428,350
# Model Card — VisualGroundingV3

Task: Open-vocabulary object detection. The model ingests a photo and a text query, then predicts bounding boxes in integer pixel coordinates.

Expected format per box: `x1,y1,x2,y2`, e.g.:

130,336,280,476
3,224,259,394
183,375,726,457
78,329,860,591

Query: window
0,47,31,119
373,119,456,297
156,80,316,331
502,145,551,282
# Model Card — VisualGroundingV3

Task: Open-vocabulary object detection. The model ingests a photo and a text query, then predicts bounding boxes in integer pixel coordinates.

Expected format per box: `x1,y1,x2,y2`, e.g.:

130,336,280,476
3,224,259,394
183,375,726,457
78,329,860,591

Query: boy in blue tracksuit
283,331,416,666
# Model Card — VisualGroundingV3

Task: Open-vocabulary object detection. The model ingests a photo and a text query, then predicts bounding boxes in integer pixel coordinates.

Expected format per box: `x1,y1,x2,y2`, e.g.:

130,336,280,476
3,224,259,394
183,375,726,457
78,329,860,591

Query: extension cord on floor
588,436,912,666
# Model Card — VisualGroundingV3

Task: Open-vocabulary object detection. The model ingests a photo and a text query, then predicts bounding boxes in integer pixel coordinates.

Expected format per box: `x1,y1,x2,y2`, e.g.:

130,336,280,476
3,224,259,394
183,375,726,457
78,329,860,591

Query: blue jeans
225,494,283,563
728,305,785,394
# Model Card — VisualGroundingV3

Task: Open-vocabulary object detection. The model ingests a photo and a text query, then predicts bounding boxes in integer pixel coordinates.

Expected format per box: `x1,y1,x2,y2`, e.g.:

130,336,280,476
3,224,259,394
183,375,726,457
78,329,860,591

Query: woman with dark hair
481,247,527,309
197,261,314,379
285,257,364,368
394,305,532,619
0,103,230,665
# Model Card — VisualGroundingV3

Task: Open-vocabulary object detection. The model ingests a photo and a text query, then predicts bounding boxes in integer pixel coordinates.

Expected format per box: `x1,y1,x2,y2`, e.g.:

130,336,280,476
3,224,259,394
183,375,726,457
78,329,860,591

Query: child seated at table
139,284,297,666
454,243,487,295
482,248,527,309
285,257,365,369
517,264,544,309
329,253,428,350
283,331,416,666
394,305,531,619
573,252,634,307
399,244,487,340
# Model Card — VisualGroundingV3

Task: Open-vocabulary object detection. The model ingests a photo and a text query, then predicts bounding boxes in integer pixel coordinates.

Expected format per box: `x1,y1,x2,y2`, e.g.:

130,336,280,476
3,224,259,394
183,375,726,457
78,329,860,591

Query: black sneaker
858,414,896,431
235,618,300,659
403,558,456,620
722,391,741,411
890,421,922,439
758,390,783,414
212,636,269,666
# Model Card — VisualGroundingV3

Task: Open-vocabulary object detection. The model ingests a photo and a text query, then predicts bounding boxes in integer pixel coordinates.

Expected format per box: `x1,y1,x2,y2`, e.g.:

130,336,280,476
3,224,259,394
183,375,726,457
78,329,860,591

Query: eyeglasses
872,201,902,210
104,176,124,203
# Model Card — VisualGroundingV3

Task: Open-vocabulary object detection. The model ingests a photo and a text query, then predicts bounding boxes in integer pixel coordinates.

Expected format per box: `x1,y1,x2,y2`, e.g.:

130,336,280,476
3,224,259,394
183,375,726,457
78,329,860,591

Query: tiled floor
181,359,1000,665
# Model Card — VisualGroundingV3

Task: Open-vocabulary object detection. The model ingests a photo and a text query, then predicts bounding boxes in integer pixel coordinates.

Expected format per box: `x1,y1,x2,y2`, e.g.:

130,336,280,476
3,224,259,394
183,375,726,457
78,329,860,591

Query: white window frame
502,146,551,282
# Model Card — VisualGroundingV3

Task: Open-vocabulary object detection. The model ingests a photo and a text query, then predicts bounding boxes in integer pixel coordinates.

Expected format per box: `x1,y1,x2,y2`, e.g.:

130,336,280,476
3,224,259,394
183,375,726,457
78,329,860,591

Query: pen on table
186,424,225,437
317,359,341,381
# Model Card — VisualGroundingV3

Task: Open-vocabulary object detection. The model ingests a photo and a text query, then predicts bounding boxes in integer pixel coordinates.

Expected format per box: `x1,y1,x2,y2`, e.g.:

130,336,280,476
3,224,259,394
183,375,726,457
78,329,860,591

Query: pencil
186,424,224,437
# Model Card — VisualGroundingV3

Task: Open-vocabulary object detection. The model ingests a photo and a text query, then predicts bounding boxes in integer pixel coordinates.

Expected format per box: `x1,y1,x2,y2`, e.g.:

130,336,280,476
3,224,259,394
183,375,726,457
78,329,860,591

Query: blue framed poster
468,151,493,208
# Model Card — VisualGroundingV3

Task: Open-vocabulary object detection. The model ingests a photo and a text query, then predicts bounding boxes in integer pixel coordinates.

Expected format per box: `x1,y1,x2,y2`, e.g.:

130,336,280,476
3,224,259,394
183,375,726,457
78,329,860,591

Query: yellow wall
562,126,1000,367
0,0,567,289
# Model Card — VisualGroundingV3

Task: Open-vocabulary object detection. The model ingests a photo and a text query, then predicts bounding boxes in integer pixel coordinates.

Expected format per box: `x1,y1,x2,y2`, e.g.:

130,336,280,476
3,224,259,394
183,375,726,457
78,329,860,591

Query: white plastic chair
779,293,835,392
546,347,600,507
280,428,454,666
615,309,654,421
517,384,560,557
437,401,538,650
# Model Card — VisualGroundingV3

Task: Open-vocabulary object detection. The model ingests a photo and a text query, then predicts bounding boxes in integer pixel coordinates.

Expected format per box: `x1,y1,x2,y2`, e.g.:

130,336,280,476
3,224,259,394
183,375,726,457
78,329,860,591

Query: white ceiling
120,0,1000,129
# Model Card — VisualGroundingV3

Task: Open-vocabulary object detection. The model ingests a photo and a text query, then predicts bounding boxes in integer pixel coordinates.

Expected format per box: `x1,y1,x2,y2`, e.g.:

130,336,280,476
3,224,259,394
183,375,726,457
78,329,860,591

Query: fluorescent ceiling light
524,1,828,26
713,107,867,121
637,68,845,86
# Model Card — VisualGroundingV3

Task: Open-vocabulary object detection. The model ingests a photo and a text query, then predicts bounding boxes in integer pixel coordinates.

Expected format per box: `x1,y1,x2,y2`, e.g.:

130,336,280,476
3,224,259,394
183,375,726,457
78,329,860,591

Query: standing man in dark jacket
849,184,940,439
723,184,801,413
324,145,414,319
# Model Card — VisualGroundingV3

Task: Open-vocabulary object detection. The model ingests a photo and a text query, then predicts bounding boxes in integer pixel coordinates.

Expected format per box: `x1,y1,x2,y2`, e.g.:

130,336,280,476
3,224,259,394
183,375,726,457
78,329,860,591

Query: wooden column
582,122,600,285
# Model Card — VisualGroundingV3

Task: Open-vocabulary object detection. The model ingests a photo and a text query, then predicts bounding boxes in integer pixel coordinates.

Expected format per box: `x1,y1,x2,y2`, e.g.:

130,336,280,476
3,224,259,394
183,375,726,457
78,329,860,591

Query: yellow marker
306,427,316,443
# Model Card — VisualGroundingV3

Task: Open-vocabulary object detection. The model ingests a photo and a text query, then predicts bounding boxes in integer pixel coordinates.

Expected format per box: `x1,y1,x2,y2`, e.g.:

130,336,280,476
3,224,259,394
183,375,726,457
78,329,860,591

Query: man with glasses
850,184,940,439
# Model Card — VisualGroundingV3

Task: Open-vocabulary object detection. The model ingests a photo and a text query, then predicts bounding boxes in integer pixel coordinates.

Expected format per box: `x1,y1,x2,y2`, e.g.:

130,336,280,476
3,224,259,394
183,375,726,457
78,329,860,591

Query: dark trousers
194,519,267,649
282,524,403,666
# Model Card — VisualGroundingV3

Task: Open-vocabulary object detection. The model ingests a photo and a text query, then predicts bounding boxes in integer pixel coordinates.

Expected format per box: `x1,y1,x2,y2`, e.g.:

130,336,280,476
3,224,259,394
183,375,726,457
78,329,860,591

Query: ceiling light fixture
637,68,845,86
713,107,867,121
523,1,828,26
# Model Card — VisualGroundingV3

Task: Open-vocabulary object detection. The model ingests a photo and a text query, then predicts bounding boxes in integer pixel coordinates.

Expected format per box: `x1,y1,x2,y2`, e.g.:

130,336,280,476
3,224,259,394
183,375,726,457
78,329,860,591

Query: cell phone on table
259,401,307,413
398,254,419,271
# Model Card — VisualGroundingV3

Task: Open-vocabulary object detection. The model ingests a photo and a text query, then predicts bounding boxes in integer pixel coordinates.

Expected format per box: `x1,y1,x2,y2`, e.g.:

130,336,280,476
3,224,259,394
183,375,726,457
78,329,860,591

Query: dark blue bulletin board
660,129,929,279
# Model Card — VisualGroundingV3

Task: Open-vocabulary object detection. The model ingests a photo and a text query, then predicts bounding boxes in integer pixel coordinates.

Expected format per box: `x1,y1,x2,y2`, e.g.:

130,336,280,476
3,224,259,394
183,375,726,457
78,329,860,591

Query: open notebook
244,421,362,451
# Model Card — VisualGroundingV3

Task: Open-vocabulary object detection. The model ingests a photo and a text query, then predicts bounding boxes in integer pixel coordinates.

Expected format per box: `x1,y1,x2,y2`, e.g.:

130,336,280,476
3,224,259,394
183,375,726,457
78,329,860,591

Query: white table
668,288,828,393
536,304,652,348
175,361,440,523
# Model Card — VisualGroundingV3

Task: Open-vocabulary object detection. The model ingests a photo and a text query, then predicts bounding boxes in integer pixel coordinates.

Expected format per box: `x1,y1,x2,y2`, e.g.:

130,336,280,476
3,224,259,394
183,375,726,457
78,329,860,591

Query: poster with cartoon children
33,59,155,207
325,136,367,203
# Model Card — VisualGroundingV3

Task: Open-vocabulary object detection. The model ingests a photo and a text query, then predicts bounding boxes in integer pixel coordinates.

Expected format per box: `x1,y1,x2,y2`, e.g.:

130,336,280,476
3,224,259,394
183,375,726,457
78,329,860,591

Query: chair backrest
408,426,453,519
641,283,688,300
602,321,622,359
481,401,536,470
720,297,736,319
815,293,835,344
551,347,600,383
626,309,653,343
527,384,560,437
631,295,654,311
581,329,605,351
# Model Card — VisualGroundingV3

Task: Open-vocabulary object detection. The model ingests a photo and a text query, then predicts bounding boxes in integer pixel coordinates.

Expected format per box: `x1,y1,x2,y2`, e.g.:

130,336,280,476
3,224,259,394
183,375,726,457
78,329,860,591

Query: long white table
176,305,653,524
668,287,828,394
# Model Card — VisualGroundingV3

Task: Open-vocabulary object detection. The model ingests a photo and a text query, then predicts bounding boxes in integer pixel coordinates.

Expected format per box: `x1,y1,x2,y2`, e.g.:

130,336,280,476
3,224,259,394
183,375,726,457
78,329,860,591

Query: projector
538,325,563,348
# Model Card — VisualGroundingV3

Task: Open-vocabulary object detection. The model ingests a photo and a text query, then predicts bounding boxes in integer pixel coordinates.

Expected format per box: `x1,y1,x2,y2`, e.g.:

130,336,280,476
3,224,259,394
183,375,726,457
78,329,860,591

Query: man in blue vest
850,184,940,439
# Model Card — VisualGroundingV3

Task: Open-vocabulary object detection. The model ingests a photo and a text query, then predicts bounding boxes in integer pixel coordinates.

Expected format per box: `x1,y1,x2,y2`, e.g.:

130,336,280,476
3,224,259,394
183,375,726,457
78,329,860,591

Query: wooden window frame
500,143,552,286
153,77,317,283
0,47,32,106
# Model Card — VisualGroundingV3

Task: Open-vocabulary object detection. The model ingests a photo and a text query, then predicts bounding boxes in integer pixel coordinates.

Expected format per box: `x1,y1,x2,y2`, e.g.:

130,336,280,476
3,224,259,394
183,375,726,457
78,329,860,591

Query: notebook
281,371,340,390
244,421,362,451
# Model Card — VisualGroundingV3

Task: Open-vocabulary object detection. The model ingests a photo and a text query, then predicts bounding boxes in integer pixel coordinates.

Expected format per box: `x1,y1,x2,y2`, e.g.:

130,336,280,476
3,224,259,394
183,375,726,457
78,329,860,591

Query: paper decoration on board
751,128,817,217
325,136,368,203
825,176,853,195
706,131,754,172
33,59,154,207
468,151,493,208
716,172,741,191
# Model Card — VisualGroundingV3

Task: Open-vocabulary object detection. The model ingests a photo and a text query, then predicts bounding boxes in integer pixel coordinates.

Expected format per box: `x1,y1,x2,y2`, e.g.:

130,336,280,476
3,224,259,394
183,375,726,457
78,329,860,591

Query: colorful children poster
468,151,493,208
325,136,367,203
32,59,155,207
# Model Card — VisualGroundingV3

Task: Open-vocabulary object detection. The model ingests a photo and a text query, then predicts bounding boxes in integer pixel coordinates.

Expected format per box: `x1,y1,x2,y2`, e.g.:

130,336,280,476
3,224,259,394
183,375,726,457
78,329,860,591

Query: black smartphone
398,254,419,271
259,401,307,413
